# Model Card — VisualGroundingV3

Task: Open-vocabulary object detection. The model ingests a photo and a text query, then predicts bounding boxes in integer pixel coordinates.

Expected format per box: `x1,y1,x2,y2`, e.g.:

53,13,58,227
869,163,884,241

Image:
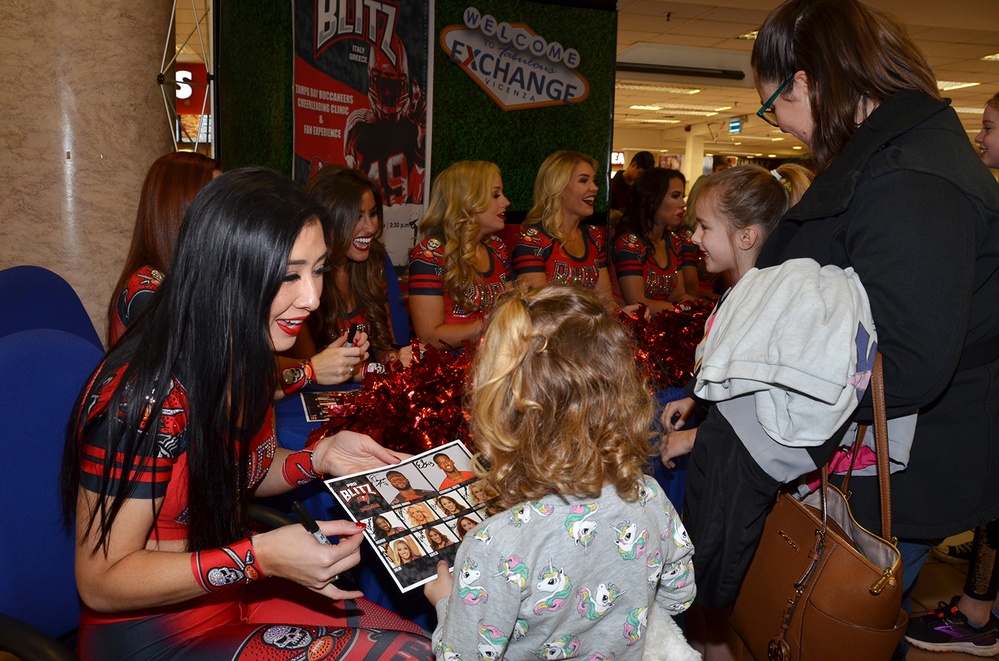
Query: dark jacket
758,90,999,538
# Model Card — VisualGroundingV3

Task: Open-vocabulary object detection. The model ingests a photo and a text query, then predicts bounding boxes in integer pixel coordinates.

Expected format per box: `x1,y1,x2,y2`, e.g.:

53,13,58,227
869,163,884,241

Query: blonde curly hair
469,285,655,508
523,150,599,245
418,161,502,311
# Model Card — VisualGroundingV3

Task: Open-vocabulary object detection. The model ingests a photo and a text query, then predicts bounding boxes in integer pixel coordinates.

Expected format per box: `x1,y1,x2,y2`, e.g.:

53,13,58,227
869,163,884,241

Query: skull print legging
76,581,432,661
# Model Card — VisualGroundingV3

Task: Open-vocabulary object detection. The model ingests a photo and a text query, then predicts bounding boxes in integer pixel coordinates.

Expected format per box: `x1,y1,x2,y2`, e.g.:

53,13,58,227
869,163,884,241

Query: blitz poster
293,0,430,264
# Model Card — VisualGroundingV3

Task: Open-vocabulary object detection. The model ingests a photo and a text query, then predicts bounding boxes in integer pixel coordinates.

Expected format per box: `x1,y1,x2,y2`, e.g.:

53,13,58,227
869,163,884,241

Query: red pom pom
313,342,475,455
617,300,713,390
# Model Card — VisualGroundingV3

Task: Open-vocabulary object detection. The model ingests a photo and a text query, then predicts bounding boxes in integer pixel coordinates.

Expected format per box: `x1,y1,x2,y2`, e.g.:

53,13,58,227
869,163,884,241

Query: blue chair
0,329,104,659
383,251,410,346
0,265,103,351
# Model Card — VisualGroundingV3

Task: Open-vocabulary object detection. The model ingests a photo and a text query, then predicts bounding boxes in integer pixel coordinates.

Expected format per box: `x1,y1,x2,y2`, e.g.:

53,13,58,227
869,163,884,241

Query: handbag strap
820,352,891,538
871,352,892,540
837,424,866,495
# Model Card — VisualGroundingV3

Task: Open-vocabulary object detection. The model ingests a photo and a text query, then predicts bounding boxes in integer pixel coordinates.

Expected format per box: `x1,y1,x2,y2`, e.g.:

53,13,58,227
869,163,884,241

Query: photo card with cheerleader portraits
324,440,500,592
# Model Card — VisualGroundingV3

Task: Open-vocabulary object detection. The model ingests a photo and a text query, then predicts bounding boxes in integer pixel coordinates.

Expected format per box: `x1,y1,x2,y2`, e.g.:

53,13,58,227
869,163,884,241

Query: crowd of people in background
60,0,999,659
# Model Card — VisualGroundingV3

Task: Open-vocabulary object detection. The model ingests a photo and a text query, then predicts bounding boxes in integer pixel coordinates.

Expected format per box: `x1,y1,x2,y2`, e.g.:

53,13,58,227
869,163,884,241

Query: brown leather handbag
730,353,908,660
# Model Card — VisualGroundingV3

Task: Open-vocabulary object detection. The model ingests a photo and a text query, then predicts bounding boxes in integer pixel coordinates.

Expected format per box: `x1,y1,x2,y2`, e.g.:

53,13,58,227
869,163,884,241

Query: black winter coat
758,90,999,538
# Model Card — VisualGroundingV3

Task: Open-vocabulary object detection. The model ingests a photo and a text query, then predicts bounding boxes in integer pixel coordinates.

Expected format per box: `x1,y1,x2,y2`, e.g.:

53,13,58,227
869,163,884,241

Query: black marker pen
292,500,331,545
345,322,359,347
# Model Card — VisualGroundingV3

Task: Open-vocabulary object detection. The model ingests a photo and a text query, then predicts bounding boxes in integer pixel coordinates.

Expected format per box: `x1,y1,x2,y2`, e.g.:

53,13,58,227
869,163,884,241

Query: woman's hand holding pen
312,430,404,477
252,520,366,600
311,330,371,385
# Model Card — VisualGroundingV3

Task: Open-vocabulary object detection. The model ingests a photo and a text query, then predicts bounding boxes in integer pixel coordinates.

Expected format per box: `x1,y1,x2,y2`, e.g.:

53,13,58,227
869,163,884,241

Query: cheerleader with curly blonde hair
424,286,695,660
408,161,513,349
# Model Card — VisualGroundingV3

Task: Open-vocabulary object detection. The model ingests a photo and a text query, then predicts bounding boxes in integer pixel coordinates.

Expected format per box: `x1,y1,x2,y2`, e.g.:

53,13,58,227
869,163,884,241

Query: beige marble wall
0,0,174,345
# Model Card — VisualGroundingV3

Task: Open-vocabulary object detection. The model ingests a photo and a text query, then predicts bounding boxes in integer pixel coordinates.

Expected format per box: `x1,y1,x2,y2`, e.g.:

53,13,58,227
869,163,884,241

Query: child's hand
660,428,697,469
661,397,696,431
423,560,453,605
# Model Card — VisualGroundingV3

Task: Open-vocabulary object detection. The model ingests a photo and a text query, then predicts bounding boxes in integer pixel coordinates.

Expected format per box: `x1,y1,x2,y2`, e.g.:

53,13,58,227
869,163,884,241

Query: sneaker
931,540,975,563
905,596,999,656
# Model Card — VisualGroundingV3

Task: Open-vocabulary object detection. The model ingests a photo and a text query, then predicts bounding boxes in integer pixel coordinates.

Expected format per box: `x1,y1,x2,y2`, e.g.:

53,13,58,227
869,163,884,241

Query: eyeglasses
757,74,795,127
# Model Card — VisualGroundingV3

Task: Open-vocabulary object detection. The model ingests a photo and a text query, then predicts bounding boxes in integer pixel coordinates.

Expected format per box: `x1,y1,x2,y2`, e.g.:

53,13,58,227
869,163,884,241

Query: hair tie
771,168,792,193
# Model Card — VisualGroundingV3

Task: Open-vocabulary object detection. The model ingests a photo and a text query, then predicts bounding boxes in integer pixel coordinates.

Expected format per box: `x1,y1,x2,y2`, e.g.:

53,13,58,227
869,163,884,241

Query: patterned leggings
77,581,432,661
966,519,999,602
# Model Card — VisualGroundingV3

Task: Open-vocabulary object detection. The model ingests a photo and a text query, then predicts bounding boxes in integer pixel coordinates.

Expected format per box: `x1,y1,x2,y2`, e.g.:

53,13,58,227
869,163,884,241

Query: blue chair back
0,265,103,351
0,329,104,638
383,251,411,345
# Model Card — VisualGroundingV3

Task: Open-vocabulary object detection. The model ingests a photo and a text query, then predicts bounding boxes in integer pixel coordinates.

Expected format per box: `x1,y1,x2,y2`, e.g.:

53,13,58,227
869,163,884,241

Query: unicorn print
646,549,664,589
434,643,462,661
509,505,532,526
622,606,648,646
564,503,598,548
612,521,647,560
576,582,622,620
513,618,530,640
637,480,656,506
472,526,492,544
538,635,580,659
477,620,508,660
661,560,693,591
533,559,572,614
530,502,555,517
497,554,530,589
458,559,488,605
586,654,616,661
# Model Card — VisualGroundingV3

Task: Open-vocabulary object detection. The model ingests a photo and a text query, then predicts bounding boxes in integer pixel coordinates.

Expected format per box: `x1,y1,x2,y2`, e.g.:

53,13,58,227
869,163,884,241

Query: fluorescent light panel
937,80,980,91
624,118,682,124
616,82,701,95
629,103,732,112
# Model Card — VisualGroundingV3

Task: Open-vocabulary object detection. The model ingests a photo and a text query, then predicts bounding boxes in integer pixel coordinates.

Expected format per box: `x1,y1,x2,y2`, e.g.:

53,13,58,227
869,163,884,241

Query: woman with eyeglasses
672,1,999,658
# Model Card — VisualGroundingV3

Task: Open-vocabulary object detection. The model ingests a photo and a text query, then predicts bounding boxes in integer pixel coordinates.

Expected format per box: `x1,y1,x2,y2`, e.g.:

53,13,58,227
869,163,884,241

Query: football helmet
367,39,410,120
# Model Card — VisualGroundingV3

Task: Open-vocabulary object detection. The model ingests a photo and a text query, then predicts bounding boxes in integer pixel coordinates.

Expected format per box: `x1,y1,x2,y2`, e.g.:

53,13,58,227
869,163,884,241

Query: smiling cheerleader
408,160,514,350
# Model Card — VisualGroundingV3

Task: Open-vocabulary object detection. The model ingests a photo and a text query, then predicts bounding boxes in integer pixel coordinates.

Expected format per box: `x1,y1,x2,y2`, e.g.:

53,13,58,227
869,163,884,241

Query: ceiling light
768,154,777,158
793,146,802,150
937,80,980,91
660,103,733,112
981,53,999,61
738,31,758,40
654,110,720,117
715,135,785,142
624,118,682,124
629,104,731,114
953,106,987,114
616,82,701,95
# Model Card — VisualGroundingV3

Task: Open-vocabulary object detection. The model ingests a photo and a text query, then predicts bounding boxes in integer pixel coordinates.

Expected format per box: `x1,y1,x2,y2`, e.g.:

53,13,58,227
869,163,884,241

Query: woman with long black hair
61,168,431,661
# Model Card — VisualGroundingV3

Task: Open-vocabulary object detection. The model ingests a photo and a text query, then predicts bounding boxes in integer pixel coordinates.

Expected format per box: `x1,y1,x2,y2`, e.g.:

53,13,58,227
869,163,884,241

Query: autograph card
324,440,499,592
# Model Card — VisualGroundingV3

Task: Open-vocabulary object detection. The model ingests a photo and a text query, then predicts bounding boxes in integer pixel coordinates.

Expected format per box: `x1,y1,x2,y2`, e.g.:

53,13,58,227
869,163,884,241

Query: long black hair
63,168,330,553
619,168,686,239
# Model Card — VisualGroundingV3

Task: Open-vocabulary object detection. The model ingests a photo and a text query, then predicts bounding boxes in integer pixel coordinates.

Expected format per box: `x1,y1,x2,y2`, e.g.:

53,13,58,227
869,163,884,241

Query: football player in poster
344,39,425,206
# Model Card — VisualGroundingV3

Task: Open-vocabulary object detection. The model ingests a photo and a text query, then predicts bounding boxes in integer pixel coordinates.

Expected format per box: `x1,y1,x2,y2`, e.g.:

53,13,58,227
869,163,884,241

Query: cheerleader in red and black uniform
408,161,513,350
512,151,614,304
612,168,700,315
107,152,219,346
63,168,431,661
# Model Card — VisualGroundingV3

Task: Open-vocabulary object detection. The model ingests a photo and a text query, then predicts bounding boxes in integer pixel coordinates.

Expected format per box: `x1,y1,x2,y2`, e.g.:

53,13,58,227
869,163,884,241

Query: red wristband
280,360,315,396
191,537,265,592
282,447,321,486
